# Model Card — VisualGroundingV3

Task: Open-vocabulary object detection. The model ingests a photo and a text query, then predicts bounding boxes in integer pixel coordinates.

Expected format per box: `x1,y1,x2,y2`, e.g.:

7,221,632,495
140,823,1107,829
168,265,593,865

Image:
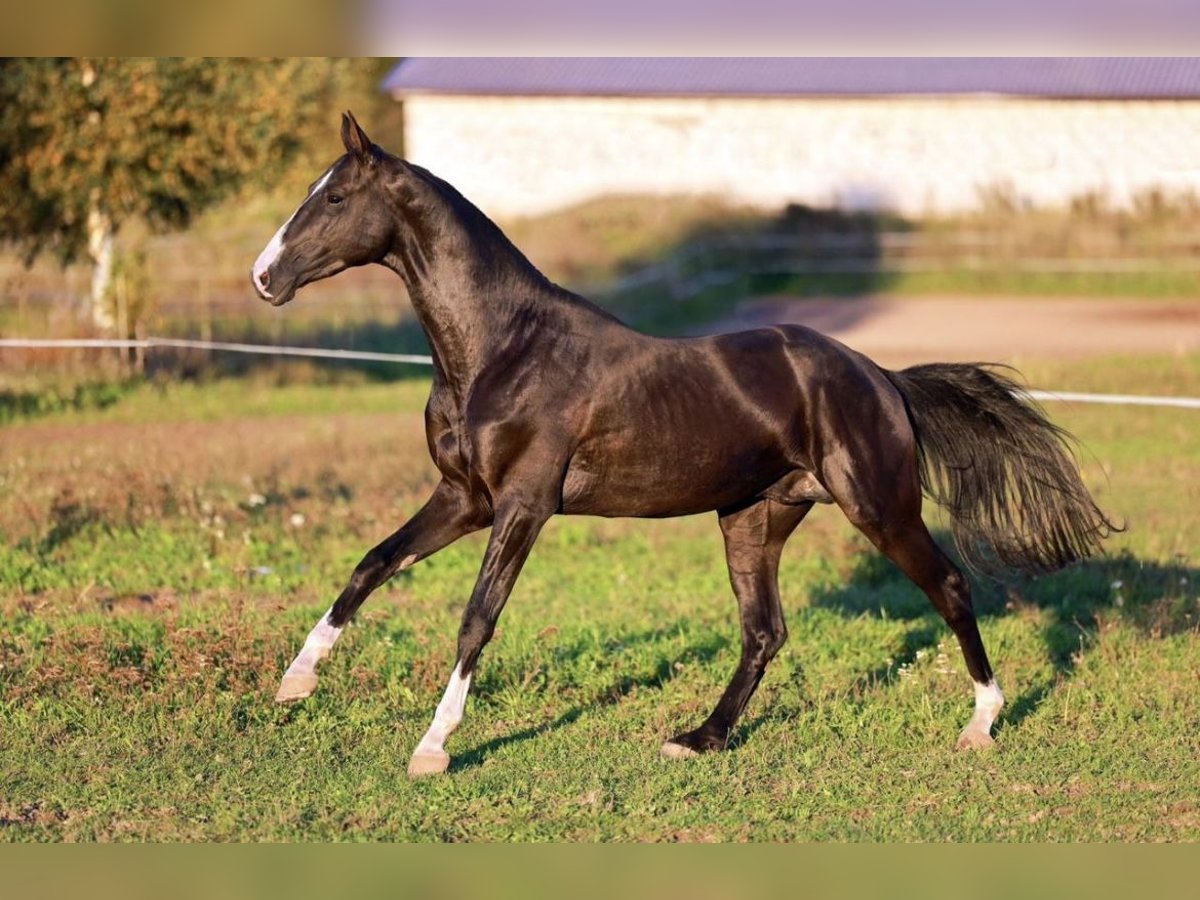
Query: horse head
251,112,395,306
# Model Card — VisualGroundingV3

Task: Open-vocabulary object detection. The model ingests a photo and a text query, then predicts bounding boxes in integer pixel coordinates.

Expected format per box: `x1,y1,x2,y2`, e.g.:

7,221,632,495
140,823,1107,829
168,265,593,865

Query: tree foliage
0,57,340,267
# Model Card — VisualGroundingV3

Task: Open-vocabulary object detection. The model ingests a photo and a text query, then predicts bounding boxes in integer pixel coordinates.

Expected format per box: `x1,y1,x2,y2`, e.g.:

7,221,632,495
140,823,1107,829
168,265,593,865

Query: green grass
1,355,1197,841
0,367,432,426
0,377,139,425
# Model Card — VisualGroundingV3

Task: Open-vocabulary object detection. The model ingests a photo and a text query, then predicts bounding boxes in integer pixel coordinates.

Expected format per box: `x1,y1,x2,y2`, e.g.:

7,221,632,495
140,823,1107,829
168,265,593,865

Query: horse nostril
257,270,270,290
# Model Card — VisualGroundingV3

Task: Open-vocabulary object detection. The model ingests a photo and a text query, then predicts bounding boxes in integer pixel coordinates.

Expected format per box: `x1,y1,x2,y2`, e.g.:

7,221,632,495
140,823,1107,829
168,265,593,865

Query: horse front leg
408,496,553,777
275,480,487,702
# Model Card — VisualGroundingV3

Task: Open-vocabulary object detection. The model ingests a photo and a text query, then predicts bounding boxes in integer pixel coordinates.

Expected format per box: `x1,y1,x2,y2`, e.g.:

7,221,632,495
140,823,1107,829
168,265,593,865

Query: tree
0,57,339,329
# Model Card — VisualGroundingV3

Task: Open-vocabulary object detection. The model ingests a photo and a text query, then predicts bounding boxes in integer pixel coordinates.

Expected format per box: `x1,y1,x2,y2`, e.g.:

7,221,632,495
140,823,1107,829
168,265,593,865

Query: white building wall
399,95,1200,218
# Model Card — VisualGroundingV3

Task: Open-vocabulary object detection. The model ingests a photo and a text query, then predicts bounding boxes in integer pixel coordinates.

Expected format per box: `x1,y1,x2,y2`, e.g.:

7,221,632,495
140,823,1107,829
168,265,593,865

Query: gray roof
383,58,1200,99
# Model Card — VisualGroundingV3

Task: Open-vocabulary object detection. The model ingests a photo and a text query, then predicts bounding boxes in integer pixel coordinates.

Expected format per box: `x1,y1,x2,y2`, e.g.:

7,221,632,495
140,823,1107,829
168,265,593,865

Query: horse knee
766,622,788,658
350,546,388,587
745,623,787,668
456,613,495,670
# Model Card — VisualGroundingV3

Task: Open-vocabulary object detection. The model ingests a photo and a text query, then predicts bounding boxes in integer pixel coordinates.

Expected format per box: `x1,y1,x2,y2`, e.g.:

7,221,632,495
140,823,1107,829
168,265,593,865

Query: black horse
252,113,1115,777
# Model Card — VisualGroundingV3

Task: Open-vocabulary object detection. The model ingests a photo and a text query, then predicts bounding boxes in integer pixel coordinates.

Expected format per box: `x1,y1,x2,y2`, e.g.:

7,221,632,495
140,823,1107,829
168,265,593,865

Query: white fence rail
3,337,1198,410
0,337,433,366
1026,390,1200,410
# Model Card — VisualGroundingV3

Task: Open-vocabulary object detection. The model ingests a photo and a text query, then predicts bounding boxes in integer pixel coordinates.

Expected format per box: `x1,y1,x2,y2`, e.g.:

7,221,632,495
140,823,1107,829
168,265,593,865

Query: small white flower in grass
248,493,267,507
290,512,306,528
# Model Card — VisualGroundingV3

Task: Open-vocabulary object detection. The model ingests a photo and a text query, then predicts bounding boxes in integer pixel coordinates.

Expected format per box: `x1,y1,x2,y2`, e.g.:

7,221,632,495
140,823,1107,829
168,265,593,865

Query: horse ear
341,111,374,164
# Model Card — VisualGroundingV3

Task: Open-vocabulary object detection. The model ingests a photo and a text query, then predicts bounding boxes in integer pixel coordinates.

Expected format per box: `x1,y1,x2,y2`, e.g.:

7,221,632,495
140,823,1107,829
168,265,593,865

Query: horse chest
425,389,477,488
427,421,471,482
426,403,542,498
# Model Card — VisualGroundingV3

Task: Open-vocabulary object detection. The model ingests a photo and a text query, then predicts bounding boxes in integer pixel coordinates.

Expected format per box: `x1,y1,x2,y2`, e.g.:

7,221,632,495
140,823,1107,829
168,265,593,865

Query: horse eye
327,194,344,206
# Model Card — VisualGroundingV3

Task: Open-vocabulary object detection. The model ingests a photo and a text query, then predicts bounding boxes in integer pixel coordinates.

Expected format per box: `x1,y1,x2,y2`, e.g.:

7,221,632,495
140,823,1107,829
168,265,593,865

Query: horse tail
883,363,1119,576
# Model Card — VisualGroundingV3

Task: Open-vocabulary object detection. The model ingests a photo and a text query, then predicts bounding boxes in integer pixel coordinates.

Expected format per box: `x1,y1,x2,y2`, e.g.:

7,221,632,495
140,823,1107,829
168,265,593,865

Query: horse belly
561,435,788,517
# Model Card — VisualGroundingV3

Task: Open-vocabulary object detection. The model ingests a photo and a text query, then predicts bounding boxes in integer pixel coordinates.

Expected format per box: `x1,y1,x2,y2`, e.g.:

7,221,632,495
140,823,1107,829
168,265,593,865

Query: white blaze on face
283,606,343,678
252,166,335,298
413,663,473,758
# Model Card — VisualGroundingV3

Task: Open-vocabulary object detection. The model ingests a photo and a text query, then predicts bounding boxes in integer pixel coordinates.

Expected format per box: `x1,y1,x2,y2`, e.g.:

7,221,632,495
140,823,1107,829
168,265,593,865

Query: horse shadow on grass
803,530,1197,738
451,623,730,772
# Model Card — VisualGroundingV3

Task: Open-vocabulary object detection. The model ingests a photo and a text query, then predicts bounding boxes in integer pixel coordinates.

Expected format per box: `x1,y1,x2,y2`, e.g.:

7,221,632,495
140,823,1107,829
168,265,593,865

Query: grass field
1,353,1197,841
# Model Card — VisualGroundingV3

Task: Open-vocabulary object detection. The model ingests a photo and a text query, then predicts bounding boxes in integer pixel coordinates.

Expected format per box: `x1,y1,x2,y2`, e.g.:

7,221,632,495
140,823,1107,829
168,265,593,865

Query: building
382,57,1200,218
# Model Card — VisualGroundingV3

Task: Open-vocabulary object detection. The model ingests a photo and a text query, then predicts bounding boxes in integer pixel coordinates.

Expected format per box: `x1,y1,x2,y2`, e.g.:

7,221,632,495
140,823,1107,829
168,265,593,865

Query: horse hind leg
662,498,812,758
886,525,1004,749
831,463,1005,749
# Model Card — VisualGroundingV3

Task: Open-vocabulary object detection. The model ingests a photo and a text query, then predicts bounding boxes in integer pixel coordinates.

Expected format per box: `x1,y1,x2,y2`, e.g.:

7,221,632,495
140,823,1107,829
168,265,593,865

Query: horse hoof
956,728,995,751
660,740,699,760
274,672,318,703
408,750,451,778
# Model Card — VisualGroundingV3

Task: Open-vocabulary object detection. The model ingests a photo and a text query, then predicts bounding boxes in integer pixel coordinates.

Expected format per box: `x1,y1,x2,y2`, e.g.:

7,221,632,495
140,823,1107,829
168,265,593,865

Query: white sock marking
414,663,472,758
965,679,1005,736
284,606,343,678
252,166,335,295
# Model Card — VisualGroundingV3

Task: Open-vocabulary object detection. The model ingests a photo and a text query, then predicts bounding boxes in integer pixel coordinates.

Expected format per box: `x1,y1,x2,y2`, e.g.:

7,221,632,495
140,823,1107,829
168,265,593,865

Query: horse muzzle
250,268,295,306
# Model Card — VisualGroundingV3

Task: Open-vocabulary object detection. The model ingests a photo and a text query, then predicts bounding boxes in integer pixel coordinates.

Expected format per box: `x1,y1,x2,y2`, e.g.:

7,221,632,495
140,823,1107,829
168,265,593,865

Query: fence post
199,277,213,369
116,269,129,375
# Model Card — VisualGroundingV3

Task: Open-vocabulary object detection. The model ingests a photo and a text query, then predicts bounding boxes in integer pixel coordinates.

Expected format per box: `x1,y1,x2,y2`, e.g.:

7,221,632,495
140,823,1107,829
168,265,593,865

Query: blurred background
3,57,1198,404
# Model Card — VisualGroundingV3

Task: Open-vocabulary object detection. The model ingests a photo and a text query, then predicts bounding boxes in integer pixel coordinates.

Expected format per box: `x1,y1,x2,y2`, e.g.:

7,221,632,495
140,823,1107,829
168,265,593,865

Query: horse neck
381,167,559,391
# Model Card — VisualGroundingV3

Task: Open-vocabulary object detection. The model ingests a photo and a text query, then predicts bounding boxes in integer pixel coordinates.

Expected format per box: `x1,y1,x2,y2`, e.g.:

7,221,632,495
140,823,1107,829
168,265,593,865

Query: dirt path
697,296,1199,367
